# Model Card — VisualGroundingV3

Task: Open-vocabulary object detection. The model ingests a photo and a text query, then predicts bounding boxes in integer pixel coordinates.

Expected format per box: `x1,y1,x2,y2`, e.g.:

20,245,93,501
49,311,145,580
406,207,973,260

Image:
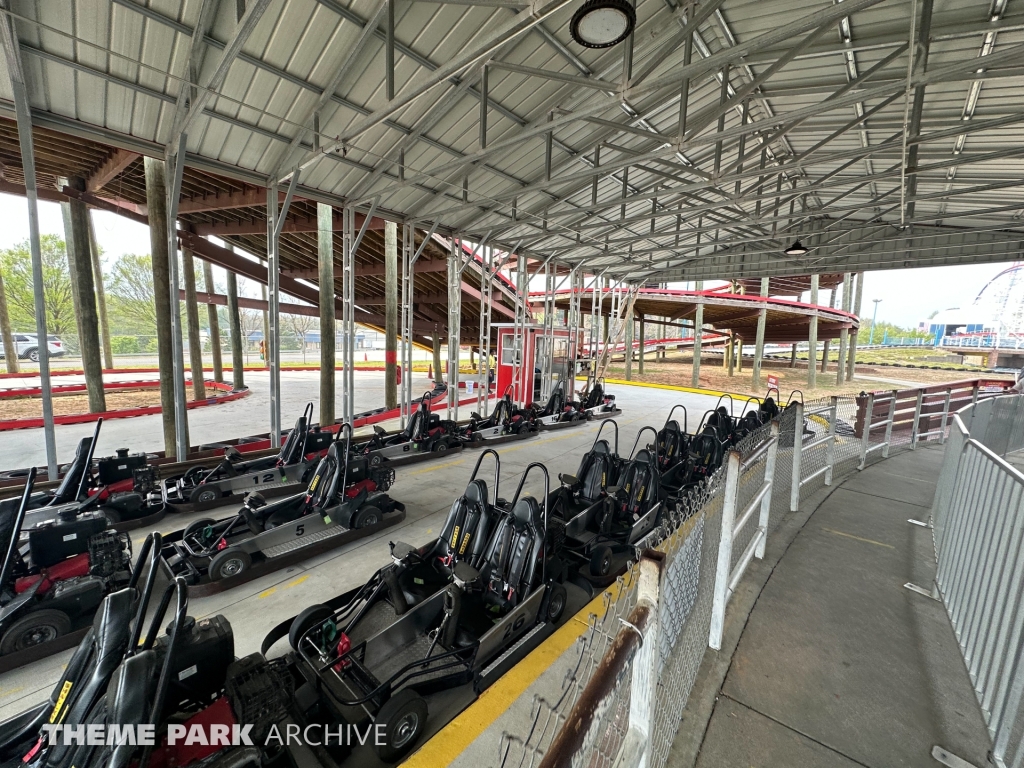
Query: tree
238,308,262,363
0,235,75,335
286,313,319,363
107,253,157,335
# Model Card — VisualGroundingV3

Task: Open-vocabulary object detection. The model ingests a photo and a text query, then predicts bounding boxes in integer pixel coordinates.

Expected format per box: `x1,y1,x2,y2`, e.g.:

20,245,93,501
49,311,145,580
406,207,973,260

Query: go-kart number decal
502,611,528,640
296,524,305,536
253,473,277,484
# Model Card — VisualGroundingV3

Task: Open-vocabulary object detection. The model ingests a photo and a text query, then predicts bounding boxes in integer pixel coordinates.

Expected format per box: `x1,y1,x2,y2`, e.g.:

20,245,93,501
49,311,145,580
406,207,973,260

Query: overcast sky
0,193,1012,328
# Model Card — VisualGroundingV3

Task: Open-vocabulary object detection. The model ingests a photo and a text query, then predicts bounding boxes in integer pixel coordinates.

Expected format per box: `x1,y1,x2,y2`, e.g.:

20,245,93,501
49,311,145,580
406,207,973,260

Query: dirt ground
3,388,200,419
604,351,1011,399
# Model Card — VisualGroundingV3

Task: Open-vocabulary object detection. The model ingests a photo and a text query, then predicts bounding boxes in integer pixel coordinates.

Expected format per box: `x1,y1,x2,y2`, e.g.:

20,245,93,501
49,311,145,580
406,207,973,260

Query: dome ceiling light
784,240,809,256
569,0,636,49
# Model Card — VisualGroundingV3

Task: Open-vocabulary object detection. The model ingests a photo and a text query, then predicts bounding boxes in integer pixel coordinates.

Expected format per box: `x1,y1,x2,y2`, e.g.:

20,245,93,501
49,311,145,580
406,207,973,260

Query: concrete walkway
688,445,992,768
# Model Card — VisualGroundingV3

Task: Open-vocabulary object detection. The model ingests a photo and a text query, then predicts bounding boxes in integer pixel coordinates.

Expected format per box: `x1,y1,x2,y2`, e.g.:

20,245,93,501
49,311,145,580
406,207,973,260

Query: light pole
870,298,882,345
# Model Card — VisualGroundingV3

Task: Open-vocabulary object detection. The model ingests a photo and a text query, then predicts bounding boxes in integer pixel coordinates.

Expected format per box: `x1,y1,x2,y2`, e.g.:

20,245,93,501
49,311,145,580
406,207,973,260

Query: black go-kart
162,424,405,588
161,402,335,511
356,391,462,466
0,420,165,532
553,425,665,592
654,405,692,484
526,380,589,429
266,462,575,764
0,468,133,662
575,376,620,418
0,553,292,768
457,385,539,446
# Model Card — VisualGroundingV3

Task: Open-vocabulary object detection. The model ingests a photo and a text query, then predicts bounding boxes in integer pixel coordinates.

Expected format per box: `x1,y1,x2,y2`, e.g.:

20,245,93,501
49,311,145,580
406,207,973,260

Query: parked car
0,333,65,362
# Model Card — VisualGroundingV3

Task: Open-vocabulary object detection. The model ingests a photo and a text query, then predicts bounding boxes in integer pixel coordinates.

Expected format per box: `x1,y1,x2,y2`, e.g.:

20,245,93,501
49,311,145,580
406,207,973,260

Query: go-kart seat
256,443,343,530
435,479,496,569
37,588,136,768
759,397,780,422
275,414,309,466
616,449,659,523
741,410,762,434
540,386,565,417
688,433,724,479
573,441,614,505
50,435,94,505
482,497,545,613
583,384,605,410
657,421,686,470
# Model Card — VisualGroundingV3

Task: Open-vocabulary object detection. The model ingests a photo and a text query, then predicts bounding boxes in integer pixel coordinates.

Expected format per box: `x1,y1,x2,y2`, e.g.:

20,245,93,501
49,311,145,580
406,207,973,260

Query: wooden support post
87,212,114,370
66,177,106,412
181,244,207,400
385,220,398,409
318,203,336,426
225,266,245,390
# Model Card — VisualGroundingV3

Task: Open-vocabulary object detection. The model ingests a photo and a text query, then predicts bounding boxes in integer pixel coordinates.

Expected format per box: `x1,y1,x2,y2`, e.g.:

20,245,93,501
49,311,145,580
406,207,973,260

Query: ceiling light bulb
570,0,636,49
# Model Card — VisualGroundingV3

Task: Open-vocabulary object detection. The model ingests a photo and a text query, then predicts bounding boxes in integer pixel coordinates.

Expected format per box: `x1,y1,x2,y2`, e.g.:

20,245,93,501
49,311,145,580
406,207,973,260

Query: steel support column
752,277,769,390
165,138,190,461
318,202,336,427
836,273,851,385
266,173,299,444
807,274,819,389
447,238,462,420
224,252,246,391
847,272,864,380
341,207,356,424
692,280,704,388
385,220,399,410
181,242,207,400
0,7,56,476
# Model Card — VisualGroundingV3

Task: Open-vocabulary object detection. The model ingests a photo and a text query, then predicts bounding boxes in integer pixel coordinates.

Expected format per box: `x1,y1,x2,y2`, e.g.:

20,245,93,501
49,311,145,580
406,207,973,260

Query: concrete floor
0,382,726,720
690,445,992,768
0,369,437,470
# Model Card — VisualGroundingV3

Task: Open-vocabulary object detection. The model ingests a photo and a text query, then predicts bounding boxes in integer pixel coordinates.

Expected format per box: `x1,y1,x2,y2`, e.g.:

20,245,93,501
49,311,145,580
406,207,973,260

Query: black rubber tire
193,487,220,505
26,348,39,363
208,547,251,581
373,689,429,763
101,508,121,526
571,575,596,600
353,505,383,529
1,609,71,654
434,440,449,453
184,518,218,543
289,604,335,652
370,453,383,467
590,546,613,577
545,584,567,623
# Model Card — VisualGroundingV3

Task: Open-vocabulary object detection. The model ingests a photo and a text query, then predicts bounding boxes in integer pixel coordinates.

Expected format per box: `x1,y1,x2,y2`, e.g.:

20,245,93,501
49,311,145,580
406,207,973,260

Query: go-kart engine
370,465,396,492
88,530,132,582
225,654,294,742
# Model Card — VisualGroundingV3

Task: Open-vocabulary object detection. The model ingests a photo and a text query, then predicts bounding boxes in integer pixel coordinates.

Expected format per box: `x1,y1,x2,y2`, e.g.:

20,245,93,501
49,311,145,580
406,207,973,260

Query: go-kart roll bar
740,397,761,416
696,410,714,434
590,419,619,455
126,532,164,655
663,405,688,435
508,462,550,584
75,417,103,503
714,394,735,419
338,422,353,504
786,389,804,407
628,425,659,461
138,576,188,768
765,387,781,402
0,468,35,594
468,449,501,507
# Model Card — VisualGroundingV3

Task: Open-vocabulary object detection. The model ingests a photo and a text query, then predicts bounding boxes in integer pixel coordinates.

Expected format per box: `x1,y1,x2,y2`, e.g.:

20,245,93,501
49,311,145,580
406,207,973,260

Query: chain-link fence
495,379,1015,768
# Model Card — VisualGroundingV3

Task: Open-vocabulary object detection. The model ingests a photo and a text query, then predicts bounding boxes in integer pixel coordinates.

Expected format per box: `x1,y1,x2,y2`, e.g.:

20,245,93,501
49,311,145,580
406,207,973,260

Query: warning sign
767,374,779,389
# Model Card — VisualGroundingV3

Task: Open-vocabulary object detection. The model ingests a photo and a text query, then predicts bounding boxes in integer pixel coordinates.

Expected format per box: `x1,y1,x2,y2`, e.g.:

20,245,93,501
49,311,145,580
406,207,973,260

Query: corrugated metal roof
1,0,1023,282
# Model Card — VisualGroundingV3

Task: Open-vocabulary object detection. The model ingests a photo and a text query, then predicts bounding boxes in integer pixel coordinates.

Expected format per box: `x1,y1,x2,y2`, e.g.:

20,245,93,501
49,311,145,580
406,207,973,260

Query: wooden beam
192,214,384,237
181,290,319,318
86,149,139,192
177,187,276,214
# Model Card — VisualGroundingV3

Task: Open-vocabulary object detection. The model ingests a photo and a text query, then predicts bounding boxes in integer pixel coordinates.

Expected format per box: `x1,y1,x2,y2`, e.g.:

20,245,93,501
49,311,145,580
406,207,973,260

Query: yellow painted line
258,586,277,599
0,686,24,698
822,527,894,549
407,459,467,476
601,377,751,400
260,574,311,599
285,574,309,589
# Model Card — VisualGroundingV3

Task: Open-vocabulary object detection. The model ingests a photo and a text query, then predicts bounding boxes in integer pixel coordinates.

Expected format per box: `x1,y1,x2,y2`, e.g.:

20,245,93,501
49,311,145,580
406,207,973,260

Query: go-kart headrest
716,406,730,419
592,439,610,455
633,448,653,465
512,496,543,530
464,479,489,507
663,420,681,435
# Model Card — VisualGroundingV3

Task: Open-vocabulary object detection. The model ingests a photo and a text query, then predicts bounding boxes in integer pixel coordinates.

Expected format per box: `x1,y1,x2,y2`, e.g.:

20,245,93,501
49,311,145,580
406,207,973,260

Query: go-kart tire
1,609,71,655
184,518,217,543
590,546,614,578
433,440,449,453
101,508,121,526
370,454,383,467
571,575,595,600
208,548,251,581
373,689,428,763
353,505,383,529
544,584,568,623
289,604,335,652
192,487,220,505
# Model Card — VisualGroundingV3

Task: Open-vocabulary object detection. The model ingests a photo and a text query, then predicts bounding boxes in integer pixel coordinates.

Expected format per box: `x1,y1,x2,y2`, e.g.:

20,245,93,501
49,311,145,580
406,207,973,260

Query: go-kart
355,390,462,466
554,426,665,591
0,420,165,532
527,380,589,429
0,560,291,768
162,424,405,588
665,424,727,496
655,405,691,482
268,462,574,764
457,385,539,445
575,376,620,418
0,468,133,663
162,402,335,510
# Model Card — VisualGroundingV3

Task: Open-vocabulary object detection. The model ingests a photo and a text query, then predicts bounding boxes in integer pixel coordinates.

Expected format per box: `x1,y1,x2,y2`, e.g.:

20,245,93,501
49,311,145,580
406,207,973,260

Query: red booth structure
494,324,578,407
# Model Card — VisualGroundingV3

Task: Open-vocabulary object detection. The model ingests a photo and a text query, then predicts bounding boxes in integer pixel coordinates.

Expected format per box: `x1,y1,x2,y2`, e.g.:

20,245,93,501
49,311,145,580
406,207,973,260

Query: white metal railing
929,395,1024,768
858,390,897,468
789,398,840,512
940,335,1024,350
709,421,779,649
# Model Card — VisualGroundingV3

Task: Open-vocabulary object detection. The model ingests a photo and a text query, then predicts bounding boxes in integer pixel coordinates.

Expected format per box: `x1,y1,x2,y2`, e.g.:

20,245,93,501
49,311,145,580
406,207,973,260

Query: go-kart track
0,383,729,742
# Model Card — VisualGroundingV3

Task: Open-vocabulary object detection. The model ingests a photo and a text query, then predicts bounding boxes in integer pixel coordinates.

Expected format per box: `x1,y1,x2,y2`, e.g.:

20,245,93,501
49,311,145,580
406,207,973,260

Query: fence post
971,381,980,404
790,401,804,512
881,392,897,458
911,390,923,449
755,420,780,559
859,392,875,470
709,449,741,651
824,397,838,486
939,388,952,444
